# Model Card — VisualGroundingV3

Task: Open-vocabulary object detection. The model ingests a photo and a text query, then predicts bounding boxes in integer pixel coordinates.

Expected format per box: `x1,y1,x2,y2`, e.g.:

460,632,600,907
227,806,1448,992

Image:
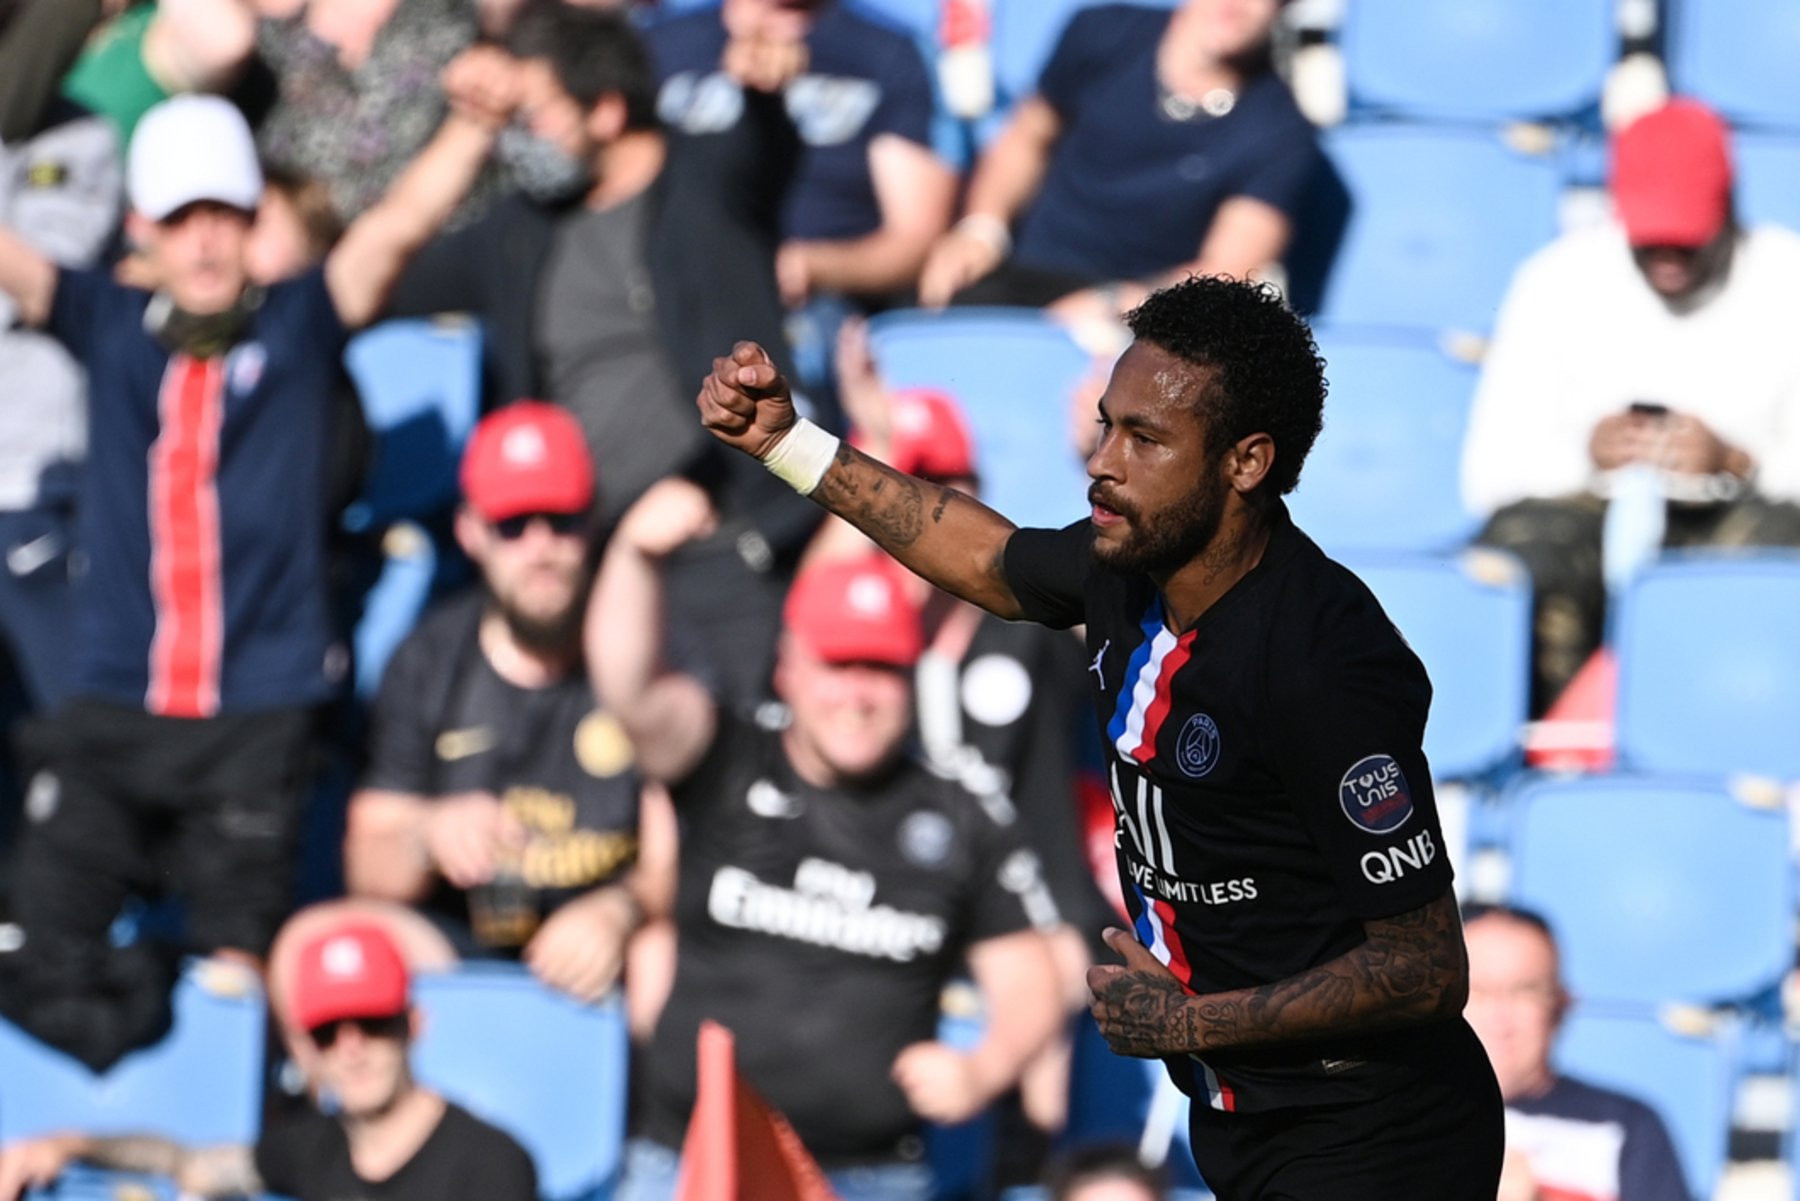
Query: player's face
308,1012,413,1119
1463,917,1565,1102
777,641,914,782
147,201,255,315
1086,342,1233,578
464,509,591,651
1182,0,1281,61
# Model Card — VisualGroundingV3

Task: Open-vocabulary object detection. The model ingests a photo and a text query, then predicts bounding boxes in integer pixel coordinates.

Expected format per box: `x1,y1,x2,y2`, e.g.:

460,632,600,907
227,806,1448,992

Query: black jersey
641,709,1058,1165
1003,503,1480,1113
254,1101,537,1201
362,592,641,949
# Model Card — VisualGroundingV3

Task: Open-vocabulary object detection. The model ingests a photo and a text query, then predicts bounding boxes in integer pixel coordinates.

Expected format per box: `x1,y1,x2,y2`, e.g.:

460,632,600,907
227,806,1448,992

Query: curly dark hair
1123,275,1327,497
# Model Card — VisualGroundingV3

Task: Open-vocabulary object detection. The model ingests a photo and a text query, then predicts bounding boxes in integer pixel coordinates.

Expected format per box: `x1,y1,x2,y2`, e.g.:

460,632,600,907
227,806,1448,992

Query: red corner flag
674,1021,840,1201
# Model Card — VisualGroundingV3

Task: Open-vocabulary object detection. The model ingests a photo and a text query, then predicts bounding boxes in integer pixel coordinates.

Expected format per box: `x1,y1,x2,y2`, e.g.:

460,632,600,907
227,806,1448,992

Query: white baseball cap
127,95,264,222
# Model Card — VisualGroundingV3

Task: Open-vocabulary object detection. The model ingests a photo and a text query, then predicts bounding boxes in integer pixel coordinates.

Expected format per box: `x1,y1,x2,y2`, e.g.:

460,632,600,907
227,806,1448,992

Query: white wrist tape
761,418,841,496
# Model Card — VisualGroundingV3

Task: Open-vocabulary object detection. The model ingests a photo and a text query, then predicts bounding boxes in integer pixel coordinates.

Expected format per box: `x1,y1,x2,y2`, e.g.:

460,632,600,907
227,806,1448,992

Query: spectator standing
918,0,1320,323
313,403,661,1011
1464,906,1690,1201
387,4,817,705
0,68,517,1068
0,920,538,1201
1462,99,1800,711
590,485,1063,1201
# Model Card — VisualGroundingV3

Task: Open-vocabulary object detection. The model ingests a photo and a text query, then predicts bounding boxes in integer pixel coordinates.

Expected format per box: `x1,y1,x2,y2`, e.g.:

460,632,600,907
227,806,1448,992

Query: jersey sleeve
1619,1098,1694,1201
1268,592,1452,919
450,1119,539,1201
252,1111,321,1199
358,624,442,795
1230,110,1322,221
961,787,1062,944
1001,522,1092,629
43,265,121,361
281,266,351,355
1035,9,1100,117
668,705,764,813
867,33,936,151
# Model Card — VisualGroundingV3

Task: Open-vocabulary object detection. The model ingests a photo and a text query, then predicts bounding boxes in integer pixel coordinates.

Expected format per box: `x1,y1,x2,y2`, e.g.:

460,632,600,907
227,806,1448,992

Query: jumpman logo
1089,640,1110,687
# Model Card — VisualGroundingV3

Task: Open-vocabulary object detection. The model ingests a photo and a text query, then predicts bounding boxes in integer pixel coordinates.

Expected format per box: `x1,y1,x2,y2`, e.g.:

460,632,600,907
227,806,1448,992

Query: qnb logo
1338,754,1414,835
1361,830,1437,885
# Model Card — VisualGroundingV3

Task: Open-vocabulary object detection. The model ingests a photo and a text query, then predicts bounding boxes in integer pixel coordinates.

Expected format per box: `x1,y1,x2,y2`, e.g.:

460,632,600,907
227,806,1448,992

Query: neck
586,131,668,211
479,608,577,689
1505,1064,1558,1105
1153,500,1272,632
1159,7,1256,94
340,1083,445,1176
780,727,895,792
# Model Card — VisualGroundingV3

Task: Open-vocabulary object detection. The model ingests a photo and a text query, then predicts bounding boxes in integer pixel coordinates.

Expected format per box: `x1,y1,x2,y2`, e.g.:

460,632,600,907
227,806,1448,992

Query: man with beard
324,403,658,1008
691,275,1505,1199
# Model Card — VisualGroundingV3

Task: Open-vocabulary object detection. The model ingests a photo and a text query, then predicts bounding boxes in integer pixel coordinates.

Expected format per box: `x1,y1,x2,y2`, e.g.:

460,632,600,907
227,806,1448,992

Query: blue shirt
647,2,940,242
1507,1075,1691,1201
1014,5,1321,283
47,268,345,714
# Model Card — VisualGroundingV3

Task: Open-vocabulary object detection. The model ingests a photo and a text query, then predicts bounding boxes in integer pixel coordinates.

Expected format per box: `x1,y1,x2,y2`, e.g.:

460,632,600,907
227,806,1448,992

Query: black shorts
1185,1044,1504,1201
9,698,318,955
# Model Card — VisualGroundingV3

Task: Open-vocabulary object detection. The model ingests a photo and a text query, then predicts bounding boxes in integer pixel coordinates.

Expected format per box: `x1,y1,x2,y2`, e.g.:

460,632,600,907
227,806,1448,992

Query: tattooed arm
0,1134,261,1201
1087,890,1469,1058
696,342,1029,618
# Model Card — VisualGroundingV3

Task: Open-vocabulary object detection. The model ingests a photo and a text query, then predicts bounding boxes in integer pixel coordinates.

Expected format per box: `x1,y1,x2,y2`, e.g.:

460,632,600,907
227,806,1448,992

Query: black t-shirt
254,1101,537,1201
641,709,1057,1165
1002,503,1481,1112
361,592,641,950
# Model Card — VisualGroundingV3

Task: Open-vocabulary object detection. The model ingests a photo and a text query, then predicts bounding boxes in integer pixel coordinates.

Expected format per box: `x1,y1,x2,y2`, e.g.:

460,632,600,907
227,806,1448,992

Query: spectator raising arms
918,0,1320,323
0,921,538,1201
0,62,518,1069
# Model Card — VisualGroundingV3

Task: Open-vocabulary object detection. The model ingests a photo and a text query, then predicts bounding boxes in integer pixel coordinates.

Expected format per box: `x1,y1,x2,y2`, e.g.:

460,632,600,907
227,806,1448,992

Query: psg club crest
1338,754,1414,834
1176,713,1221,779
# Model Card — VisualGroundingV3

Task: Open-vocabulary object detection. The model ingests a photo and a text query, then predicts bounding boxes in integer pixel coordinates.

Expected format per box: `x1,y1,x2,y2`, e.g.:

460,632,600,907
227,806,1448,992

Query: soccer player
693,275,1505,1198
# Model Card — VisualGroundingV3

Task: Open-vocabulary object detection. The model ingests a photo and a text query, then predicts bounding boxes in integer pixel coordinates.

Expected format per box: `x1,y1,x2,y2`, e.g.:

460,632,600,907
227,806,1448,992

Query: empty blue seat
1613,554,1800,781
866,307,1092,531
1302,125,1561,336
1286,332,1481,553
1727,131,1800,245
1340,0,1615,123
1669,0,1800,131
410,966,628,1201
342,318,483,533
1337,550,1531,780
1508,775,1793,1007
1554,1007,1737,1201
0,963,264,1145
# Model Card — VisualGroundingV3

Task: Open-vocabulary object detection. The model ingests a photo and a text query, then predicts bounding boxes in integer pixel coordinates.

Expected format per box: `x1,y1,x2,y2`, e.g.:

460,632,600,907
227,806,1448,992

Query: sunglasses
492,511,586,540
307,1013,409,1050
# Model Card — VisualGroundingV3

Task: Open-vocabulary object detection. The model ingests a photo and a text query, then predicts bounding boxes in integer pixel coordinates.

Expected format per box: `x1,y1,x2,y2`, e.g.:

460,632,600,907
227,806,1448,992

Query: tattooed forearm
1091,892,1467,1058
814,443,927,547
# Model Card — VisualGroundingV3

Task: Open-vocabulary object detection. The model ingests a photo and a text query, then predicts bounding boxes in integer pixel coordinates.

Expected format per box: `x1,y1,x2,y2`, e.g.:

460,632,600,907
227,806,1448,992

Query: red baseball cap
289,922,410,1033
1610,98,1734,249
461,402,595,522
889,389,977,481
783,555,923,667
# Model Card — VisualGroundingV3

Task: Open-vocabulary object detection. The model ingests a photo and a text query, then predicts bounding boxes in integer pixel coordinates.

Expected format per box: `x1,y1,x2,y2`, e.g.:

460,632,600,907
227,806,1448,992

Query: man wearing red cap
321,402,660,1010
1463,97,1800,711
0,921,536,1201
588,478,1062,1201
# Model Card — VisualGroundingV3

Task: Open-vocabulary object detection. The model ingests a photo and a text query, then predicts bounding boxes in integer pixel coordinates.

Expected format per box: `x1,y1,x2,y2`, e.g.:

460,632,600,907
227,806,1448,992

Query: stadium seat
1613,554,1800,781
0,962,265,1144
866,307,1092,531
1339,0,1615,123
1285,332,1481,554
1297,125,1561,336
1507,775,1794,1007
410,966,628,1201
1063,1018,1210,1193
342,318,483,533
1554,1006,1737,1201
1336,550,1531,781
1668,0,1800,131
1728,131,1800,248
352,521,439,701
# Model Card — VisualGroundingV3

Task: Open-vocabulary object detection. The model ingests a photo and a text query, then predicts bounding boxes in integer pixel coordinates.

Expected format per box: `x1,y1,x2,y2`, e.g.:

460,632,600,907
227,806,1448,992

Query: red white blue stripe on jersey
146,354,226,719
1107,602,1198,766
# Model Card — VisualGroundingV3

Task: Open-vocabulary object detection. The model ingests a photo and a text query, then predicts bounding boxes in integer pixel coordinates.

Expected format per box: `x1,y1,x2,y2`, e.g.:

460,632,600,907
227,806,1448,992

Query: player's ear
1225,431,1274,496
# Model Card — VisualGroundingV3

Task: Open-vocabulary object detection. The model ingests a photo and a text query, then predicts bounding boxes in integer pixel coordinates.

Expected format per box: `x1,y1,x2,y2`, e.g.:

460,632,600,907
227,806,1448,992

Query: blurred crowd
0,0,1788,1199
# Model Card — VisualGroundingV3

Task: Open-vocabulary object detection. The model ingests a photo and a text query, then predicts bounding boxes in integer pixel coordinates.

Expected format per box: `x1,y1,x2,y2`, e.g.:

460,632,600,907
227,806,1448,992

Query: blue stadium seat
1554,1007,1737,1201
1669,0,1800,131
1507,775,1794,1007
410,966,628,1201
1613,554,1800,781
0,963,265,1144
342,318,483,533
1336,551,1531,781
1728,131,1800,243
1285,332,1481,553
1339,0,1615,123
866,307,1092,531
1300,125,1561,336
352,522,439,701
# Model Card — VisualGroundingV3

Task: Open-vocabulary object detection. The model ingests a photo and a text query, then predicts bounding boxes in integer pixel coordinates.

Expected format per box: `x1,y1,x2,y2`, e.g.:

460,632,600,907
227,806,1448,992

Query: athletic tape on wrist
761,418,841,496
